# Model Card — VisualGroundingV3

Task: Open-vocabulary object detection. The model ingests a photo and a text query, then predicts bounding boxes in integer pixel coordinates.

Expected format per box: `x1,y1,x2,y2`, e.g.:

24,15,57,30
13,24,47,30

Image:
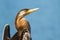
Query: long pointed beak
27,8,39,14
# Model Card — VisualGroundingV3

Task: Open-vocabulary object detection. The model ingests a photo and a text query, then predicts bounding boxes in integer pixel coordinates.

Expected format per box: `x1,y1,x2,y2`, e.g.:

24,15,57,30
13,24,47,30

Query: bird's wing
2,24,10,40
22,32,32,40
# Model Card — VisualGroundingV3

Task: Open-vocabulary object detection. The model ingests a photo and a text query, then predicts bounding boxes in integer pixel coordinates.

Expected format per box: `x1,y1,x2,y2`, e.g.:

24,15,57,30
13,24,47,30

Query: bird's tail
2,24,10,40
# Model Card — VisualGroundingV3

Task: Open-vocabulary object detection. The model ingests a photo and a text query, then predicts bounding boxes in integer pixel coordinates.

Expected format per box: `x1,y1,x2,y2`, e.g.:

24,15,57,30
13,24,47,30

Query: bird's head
18,8,39,17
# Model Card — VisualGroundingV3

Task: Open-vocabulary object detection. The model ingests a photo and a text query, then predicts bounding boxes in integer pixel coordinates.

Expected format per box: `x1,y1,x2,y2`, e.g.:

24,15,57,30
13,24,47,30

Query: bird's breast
15,18,29,31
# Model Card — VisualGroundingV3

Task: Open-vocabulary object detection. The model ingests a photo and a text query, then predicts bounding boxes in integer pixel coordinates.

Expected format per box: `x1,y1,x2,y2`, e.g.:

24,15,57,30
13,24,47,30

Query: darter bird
14,8,39,40
2,8,39,40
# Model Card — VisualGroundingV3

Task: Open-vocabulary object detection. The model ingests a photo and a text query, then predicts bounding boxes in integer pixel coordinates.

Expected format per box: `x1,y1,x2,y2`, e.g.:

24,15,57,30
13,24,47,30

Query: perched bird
2,8,39,40
15,8,39,40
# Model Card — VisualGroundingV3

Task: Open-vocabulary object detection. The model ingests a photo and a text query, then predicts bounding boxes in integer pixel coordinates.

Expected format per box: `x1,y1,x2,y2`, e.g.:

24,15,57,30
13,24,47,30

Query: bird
2,8,39,40
15,8,39,40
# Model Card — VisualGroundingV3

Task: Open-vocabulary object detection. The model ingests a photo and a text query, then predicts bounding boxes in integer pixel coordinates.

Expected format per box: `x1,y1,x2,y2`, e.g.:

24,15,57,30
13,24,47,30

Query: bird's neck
15,14,23,29
17,15,24,21
15,15,24,36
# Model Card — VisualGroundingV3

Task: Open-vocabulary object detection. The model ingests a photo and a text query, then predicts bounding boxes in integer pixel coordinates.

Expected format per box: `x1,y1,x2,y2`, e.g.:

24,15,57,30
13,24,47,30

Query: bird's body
15,8,39,40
